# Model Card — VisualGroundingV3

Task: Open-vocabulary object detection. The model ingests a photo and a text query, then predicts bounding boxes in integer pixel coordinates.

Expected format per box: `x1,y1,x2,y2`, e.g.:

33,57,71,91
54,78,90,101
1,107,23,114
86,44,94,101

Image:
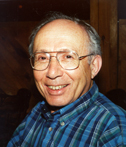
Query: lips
47,85,67,90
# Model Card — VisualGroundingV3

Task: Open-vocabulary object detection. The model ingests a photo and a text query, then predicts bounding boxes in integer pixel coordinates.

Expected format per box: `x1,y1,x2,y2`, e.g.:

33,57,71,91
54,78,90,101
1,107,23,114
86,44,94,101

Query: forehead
34,19,89,53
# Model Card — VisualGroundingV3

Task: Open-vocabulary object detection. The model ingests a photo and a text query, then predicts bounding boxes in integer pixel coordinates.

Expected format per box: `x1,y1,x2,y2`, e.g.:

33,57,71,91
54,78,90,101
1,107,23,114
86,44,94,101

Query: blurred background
0,0,126,146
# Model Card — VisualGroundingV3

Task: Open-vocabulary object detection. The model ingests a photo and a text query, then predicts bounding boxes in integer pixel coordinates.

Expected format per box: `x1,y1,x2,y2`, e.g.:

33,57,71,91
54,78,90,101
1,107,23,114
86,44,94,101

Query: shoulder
23,101,43,126
94,93,126,145
95,93,126,133
7,102,43,146
16,101,43,132
94,92,126,123
96,92,126,117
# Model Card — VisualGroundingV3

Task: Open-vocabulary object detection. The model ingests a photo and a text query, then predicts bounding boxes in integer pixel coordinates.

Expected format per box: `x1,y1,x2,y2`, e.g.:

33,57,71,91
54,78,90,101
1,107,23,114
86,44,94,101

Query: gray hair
29,12,101,63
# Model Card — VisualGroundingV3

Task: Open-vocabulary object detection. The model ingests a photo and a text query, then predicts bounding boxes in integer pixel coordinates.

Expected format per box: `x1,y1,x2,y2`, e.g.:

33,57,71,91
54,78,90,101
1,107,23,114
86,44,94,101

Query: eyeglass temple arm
79,53,94,60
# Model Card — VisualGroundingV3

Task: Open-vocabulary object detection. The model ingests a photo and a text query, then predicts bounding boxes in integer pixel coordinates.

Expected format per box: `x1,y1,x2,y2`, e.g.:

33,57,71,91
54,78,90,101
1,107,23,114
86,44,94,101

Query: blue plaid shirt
7,82,126,147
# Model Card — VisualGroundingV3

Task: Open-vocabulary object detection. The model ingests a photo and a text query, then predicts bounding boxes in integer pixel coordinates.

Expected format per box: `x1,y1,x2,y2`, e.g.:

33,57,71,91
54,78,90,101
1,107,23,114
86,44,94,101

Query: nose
46,56,63,79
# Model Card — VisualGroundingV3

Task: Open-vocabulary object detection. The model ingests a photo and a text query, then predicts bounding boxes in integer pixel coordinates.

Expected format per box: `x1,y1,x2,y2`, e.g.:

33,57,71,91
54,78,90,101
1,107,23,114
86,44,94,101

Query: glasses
30,50,94,71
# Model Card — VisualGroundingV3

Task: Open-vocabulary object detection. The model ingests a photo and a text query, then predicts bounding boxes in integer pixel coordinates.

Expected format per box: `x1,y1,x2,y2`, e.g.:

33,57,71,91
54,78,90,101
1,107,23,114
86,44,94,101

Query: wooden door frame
90,0,118,94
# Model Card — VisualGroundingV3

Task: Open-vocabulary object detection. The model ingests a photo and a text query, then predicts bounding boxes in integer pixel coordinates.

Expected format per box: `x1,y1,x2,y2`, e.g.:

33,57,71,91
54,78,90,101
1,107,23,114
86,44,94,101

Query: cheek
78,62,92,87
33,71,46,97
65,67,89,100
66,67,86,90
81,59,91,76
33,71,44,82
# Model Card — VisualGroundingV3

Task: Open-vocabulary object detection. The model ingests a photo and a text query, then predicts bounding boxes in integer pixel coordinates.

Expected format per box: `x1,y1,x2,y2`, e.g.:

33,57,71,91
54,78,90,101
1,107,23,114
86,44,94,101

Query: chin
48,102,66,107
47,99,68,107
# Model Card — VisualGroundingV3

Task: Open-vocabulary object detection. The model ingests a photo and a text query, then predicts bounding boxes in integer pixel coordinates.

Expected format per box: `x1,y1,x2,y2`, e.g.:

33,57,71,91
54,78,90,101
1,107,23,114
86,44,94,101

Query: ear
90,55,102,79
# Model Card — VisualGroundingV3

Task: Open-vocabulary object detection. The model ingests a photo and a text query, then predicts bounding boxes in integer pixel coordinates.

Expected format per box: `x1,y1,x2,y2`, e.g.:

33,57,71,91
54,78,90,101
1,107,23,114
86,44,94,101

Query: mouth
47,85,67,90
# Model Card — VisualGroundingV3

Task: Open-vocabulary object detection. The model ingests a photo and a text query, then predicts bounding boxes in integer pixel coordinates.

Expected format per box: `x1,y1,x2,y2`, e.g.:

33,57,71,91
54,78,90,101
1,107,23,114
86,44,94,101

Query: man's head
29,12,102,113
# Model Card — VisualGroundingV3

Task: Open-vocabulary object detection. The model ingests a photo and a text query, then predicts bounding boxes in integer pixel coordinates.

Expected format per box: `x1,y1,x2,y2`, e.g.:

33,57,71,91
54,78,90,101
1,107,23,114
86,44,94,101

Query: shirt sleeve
7,116,28,147
97,116,126,147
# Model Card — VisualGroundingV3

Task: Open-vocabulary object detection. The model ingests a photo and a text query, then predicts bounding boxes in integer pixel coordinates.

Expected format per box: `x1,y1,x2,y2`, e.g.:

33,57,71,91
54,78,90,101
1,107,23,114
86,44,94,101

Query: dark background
0,0,126,22
0,0,90,22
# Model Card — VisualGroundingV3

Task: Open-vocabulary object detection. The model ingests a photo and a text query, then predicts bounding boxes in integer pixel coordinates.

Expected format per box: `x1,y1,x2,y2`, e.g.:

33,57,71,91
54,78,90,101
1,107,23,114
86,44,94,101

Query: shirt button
49,127,52,131
60,122,65,126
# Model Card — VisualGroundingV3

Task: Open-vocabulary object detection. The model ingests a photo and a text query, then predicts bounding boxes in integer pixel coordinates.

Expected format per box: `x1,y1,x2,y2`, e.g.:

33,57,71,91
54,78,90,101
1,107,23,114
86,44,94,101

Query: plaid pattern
7,82,126,147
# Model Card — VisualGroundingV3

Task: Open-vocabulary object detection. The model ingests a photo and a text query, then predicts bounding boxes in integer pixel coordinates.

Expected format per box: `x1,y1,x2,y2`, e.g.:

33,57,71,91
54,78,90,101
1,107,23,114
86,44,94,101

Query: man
7,12,126,147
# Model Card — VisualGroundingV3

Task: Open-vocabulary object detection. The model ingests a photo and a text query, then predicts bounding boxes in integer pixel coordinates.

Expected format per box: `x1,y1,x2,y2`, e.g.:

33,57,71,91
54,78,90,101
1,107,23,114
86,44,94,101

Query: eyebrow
33,48,74,53
34,49,46,53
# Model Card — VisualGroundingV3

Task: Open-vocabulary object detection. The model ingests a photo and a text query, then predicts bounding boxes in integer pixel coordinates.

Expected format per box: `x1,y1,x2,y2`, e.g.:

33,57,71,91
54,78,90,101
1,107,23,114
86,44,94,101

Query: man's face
33,19,93,112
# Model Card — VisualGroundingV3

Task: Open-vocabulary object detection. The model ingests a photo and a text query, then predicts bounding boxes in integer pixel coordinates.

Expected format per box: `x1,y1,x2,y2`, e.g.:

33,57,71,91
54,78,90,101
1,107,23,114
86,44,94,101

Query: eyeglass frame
29,50,94,71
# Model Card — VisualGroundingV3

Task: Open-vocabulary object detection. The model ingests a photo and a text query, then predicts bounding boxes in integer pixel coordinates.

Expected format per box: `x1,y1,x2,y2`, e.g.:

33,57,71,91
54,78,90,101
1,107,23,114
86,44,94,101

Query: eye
60,53,74,61
35,53,49,62
65,55,73,59
39,56,46,60
58,52,77,62
64,53,76,60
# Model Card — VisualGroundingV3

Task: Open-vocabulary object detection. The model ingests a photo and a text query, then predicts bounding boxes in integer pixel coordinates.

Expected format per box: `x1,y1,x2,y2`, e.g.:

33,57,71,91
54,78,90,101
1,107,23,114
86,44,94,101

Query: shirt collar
40,81,99,123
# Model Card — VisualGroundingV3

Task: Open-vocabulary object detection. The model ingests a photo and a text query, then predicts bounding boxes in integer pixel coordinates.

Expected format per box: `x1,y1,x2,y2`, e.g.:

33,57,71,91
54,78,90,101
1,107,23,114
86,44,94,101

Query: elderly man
7,12,126,147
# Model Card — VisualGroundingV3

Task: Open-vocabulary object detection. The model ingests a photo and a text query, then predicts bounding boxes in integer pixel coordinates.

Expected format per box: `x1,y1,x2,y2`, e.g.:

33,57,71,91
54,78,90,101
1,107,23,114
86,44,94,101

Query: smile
48,85,67,90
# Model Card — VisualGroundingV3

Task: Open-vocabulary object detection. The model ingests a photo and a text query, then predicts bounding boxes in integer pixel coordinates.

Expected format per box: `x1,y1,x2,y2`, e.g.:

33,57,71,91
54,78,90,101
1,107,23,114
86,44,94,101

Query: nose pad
46,56,63,79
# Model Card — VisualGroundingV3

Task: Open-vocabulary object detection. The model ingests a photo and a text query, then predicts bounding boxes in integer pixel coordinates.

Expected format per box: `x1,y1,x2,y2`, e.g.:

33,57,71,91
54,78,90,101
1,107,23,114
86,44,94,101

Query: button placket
49,127,53,131
60,122,65,126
